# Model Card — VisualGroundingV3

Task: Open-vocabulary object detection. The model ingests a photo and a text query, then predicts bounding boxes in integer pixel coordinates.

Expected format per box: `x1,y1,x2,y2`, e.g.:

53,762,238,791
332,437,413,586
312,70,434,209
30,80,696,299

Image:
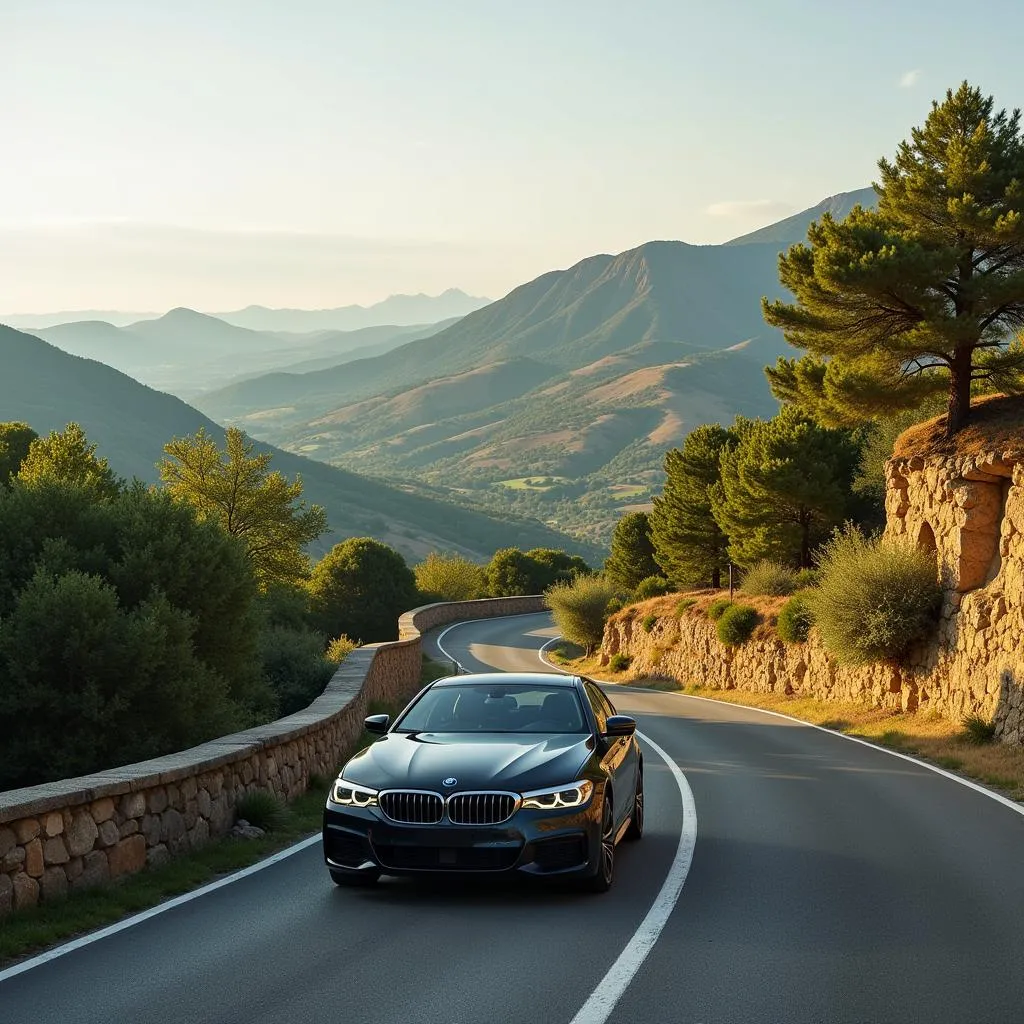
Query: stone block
108,835,147,878
90,798,115,823
13,818,40,844
120,792,146,819
66,856,84,881
0,872,11,914
75,851,110,890
12,872,39,909
0,826,15,859
118,819,139,839
161,808,187,853
43,811,64,837
98,820,120,847
25,838,43,878
2,845,25,872
67,810,99,857
41,866,68,902
147,787,168,814
197,788,212,819
43,836,69,865
181,777,198,801
189,818,210,850
146,844,170,869
141,814,162,847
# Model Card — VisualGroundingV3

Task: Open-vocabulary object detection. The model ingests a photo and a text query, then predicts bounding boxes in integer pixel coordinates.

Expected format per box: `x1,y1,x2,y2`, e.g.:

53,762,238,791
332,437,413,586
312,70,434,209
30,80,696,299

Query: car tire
624,766,643,841
329,867,380,887
583,796,615,893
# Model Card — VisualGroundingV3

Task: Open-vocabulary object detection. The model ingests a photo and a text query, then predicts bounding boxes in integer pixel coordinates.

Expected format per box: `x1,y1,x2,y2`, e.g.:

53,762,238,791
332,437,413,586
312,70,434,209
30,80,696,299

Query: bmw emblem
443,777,458,787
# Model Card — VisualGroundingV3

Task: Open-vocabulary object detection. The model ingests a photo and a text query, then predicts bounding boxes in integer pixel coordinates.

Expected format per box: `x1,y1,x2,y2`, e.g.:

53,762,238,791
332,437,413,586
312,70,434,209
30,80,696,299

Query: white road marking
0,835,321,984
569,731,697,1024
439,618,699,1024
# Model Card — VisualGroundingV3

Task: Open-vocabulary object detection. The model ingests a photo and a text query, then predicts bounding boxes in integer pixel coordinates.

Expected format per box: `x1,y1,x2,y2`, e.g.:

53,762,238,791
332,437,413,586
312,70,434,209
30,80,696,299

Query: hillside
215,288,489,332
0,325,599,562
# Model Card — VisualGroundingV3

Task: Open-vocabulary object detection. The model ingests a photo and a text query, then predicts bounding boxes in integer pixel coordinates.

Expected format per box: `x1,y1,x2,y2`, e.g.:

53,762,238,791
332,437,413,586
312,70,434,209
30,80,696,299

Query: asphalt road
4,612,1024,1024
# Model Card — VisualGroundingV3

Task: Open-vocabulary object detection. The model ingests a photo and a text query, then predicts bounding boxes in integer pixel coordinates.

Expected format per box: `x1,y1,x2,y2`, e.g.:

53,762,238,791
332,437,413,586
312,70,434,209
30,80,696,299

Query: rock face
0,595,546,917
602,451,1024,744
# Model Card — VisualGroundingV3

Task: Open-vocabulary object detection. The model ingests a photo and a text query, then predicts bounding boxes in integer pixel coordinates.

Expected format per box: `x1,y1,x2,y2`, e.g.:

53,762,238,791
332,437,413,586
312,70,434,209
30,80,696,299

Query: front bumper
323,797,602,879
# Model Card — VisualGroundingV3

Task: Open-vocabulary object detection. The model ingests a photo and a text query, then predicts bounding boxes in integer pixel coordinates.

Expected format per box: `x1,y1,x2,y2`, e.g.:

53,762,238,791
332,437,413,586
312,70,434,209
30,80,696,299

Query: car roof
432,672,580,689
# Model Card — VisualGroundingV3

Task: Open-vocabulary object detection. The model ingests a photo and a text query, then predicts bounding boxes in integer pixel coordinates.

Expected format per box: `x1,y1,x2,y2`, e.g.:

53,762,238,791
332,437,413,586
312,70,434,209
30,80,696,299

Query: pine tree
649,424,737,588
604,511,659,591
763,83,1024,437
710,409,860,568
160,427,326,589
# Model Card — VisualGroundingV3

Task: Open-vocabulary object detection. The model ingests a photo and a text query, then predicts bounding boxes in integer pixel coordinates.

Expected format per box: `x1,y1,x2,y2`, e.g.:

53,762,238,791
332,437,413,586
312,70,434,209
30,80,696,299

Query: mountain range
195,188,878,543
0,325,599,563
24,310,460,399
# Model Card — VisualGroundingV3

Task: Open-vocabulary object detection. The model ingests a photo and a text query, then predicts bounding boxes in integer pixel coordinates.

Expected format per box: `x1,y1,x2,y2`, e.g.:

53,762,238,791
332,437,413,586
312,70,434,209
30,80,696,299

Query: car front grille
372,844,521,872
446,792,518,825
379,791,444,824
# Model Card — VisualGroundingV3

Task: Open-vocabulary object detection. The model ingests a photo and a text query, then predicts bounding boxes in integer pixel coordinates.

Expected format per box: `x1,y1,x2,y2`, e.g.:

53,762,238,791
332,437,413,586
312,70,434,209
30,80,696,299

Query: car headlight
521,779,594,810
332,778,378,808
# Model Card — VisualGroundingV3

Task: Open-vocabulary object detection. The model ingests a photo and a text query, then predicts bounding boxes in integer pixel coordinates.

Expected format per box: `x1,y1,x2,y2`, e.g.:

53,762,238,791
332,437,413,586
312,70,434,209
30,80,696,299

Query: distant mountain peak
725,186,878,248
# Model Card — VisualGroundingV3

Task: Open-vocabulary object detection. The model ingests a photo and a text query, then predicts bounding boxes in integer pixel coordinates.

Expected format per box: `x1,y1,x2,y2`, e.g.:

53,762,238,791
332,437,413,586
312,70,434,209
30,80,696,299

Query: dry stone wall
602,450,1024,746
0,595,545,916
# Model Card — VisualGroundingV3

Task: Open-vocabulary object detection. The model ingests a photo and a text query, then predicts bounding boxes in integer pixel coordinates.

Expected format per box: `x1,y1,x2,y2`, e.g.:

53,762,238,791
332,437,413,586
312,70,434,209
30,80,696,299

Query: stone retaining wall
0,595,546,916
602,449,1024,745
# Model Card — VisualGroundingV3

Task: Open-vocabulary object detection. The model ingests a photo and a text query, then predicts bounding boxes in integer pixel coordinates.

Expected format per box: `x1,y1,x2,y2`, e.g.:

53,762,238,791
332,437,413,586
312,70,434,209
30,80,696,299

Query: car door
583,680,636,833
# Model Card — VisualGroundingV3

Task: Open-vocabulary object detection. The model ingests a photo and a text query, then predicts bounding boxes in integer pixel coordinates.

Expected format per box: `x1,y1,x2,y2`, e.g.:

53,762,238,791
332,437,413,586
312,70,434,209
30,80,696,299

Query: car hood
342,732,595,794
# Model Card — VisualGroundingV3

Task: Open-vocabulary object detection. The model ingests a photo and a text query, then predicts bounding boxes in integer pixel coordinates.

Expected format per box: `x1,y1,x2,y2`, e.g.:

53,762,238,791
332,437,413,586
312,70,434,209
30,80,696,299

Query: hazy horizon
4,0,1023,311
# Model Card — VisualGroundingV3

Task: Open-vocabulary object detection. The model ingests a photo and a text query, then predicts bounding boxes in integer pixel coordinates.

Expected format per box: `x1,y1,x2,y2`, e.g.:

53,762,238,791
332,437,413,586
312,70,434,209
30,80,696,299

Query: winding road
3,611,1024,1023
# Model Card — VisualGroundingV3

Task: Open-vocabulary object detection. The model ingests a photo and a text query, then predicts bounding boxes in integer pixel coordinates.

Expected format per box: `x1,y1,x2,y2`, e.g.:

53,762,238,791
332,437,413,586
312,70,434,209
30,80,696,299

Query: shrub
606,597,624,615
235,790,288,832
716,604,760,646
609,653,631,672
545,574,619,655
777,591,815,643
414,552,486,602
675,597,697,615
808,526,941,664
641,613,658,632
961,713,996,745
326,634,357,662
259,625,337,716
635,575,671,600
740,560,799,596
793,568,820,589
707,598,733,620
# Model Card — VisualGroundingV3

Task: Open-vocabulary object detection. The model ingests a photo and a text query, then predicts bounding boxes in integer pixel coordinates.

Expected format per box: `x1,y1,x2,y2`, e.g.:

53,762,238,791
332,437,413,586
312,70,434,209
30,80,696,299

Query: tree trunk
946,349,973,437
800,512,811,568
711,567,721,589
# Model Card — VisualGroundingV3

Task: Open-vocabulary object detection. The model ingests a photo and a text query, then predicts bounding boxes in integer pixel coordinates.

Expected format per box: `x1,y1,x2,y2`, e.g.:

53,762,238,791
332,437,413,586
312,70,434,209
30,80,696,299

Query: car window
583,681,608,732
395,683,588,733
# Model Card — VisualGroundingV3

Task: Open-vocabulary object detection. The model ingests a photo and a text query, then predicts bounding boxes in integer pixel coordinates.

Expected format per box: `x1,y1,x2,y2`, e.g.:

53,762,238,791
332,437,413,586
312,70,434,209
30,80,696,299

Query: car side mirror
603,715,636,738
364,714,390,734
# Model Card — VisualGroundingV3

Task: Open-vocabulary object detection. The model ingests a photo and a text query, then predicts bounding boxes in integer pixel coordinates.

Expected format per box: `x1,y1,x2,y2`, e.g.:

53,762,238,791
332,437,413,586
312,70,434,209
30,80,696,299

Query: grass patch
234,790,289,832
739,560,799,597
961,713,997,745
707,598,734,621
641,614,658,633
675,597,697,615
609,653,631,672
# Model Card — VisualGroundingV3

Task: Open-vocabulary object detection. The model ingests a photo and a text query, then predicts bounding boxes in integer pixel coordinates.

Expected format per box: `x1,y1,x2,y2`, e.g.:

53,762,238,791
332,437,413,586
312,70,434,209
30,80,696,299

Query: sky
3,0,1024,313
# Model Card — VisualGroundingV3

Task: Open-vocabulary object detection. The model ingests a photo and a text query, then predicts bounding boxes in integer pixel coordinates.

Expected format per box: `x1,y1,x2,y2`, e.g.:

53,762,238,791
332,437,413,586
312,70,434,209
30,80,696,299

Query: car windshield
395,683,588,734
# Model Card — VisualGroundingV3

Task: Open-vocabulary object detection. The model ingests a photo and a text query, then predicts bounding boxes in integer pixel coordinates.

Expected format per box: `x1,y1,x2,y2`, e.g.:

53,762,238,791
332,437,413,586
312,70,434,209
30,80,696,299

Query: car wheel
584,796,615,893
329,867,380,887
625,767,643,841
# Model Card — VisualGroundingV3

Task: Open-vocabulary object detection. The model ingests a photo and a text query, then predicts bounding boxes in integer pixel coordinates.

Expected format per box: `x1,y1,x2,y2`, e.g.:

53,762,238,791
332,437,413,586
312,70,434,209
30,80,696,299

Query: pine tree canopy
649,423,738,588
710,408,860,568
604,511,659,591
763,83,1024,436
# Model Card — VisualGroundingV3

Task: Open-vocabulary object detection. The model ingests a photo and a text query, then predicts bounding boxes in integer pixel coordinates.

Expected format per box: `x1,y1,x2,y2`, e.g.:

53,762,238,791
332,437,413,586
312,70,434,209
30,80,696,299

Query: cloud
706,199,794,219
899,69,923,88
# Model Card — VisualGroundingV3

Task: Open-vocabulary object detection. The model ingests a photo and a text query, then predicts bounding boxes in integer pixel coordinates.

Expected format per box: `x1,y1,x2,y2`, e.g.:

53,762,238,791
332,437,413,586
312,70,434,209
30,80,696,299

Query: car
322,671,643,892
